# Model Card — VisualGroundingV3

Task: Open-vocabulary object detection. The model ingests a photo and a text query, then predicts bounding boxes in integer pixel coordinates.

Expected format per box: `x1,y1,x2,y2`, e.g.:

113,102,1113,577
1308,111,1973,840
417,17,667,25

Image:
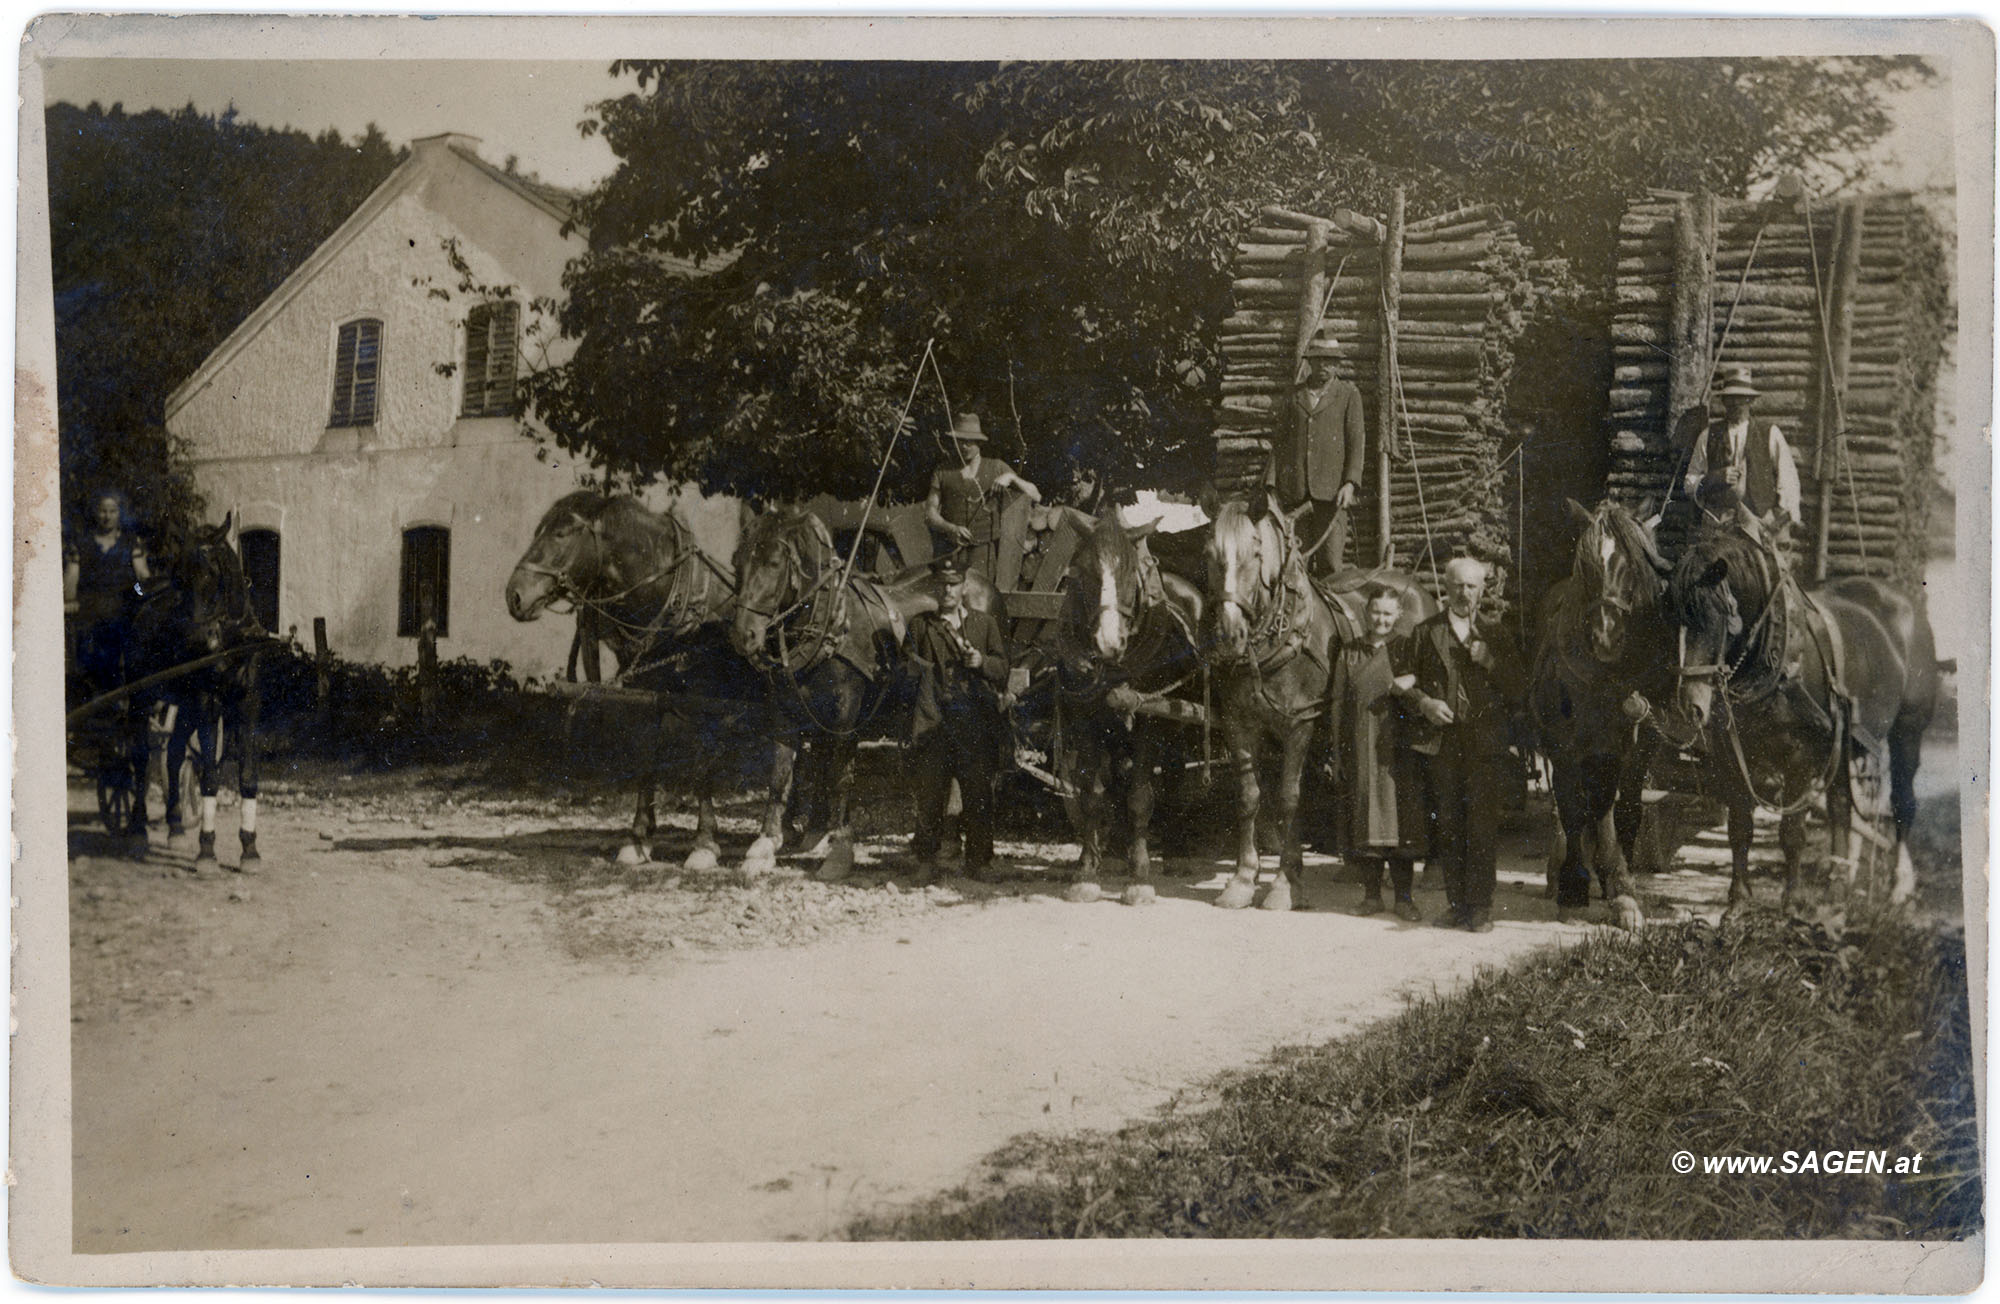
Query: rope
1384,276,1442,593
835,337,934,602
1665,212,1769,511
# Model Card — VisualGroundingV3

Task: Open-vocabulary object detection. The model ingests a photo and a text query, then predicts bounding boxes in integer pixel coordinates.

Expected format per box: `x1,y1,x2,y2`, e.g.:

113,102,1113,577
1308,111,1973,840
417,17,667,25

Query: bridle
522,506,732,673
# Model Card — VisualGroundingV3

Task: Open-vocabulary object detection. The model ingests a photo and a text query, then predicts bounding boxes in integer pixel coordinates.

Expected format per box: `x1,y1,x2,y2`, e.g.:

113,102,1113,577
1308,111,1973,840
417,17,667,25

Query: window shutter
462,305,492,417
331,318,382,427
487,301,519,415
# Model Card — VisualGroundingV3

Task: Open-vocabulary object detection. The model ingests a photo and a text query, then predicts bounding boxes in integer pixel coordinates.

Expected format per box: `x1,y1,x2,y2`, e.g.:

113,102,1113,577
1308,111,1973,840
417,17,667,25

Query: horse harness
1675,531,1854,816
1221,510,1331,725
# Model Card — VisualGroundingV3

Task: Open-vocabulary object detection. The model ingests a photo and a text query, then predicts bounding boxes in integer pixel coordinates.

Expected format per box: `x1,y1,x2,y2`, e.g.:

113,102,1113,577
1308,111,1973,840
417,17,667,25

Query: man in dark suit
1398,557,1525,932
906,557,1013,882
1270,351,1367,575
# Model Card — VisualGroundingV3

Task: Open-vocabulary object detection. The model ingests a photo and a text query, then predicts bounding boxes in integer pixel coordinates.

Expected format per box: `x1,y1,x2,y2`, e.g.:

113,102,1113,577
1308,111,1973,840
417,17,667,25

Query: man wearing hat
905,555,1014,882
1683,365,1802,547
925,411,1042,582
1270,350,1367,575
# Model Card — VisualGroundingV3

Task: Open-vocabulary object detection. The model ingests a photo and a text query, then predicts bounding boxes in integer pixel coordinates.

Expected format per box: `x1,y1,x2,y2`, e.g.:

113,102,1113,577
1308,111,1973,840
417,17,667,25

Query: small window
461,301,521,417
331,318,383,427
240,529,281,634
398,526,450,638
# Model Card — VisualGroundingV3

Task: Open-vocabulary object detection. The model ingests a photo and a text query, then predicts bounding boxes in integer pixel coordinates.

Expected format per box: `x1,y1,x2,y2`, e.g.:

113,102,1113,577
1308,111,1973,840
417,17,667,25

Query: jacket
1398,610,1525,758
1685,418,1802,522
1272,377,1367,506
907,606,1011,743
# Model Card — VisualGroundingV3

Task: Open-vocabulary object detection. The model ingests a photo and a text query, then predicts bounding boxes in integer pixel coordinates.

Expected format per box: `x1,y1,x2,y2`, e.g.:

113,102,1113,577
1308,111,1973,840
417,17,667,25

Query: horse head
730,506,835,663
148,512,252,656
1667,527,1765,730
506,491,613,621
1067,507,1160,663
1203,495,1289,664
1567,497,1671,665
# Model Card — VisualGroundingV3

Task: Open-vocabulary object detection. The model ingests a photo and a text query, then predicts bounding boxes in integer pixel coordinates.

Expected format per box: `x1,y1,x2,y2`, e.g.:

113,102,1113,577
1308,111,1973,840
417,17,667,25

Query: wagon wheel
96,764,135,836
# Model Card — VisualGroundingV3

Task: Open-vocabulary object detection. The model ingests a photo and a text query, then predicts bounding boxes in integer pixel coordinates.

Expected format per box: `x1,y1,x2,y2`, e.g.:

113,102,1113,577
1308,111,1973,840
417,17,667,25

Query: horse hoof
1065,881,1103,904
742,835,778,874
796,831,832,859
236,854,262,876
683,844,719,872
1121,883,1157,907
1721,900,1752,925
816,842,855,883
615,842,651,867
1214,880,1257,910
1258,878,1295,912
1610,894,1643,931
192,855,216,873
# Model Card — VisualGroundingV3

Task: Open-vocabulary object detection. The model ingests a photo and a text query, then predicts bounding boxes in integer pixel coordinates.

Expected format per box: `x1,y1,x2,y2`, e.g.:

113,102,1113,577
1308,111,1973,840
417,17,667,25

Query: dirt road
72,744,1955,1251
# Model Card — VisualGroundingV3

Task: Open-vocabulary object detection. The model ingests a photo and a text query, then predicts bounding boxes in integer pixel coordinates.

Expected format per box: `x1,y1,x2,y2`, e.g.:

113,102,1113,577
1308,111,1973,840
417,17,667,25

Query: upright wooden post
312,616,332,737
1376,187,1406,565
1281,222,1330,491
417,578,439,727
1666,193,1718,443
1812,197,1865,582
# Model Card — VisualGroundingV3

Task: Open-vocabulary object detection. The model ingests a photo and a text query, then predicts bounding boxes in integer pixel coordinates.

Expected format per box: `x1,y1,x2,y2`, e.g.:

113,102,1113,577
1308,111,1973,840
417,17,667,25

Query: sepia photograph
12,12,1990,1291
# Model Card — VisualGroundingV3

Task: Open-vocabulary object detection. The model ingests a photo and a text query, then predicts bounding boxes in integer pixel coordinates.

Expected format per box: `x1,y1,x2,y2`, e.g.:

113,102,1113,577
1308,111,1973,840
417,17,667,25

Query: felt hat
1718,365,1760,399
949,412,988,442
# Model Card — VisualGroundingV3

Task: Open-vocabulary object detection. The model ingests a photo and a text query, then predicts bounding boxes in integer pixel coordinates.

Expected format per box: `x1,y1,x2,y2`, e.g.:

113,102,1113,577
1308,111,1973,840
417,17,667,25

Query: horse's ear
1123,517,1160,543
1565,497,1592,527
1246,484,1271,521
209,512,233,545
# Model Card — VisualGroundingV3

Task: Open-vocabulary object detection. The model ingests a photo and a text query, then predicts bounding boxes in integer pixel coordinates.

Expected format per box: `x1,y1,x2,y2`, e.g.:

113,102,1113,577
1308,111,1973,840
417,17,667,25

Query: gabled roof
164,133,579,421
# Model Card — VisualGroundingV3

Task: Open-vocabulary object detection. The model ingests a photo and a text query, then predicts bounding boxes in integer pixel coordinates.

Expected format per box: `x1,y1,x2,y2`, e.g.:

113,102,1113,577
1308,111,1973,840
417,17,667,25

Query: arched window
398,526,450,638
239,529,281,634
330,318,382,426
461,301,520,417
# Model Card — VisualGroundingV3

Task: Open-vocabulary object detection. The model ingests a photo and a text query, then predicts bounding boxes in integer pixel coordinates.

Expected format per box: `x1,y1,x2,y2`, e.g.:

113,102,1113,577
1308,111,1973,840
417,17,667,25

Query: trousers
910,711,1000,870
1425,742,1505,911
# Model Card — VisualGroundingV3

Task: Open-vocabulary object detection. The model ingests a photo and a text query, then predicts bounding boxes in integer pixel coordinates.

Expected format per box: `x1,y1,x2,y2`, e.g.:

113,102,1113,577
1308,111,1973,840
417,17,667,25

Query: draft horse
1668,522,1938,916
505,491,746,869
1201,494,1346,910
119,514,266,869
730,506,940,880
1055,505,1206,906
1528,498,1674,930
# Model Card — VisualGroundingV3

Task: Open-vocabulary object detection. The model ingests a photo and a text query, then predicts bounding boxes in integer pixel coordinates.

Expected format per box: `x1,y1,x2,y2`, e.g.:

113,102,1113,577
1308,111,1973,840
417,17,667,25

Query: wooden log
1245,226,1310,245
1407,203,1500,234
1399,292,1501,312
1376,188,1406,565
1402,236,1495,266
1295,222,1331,369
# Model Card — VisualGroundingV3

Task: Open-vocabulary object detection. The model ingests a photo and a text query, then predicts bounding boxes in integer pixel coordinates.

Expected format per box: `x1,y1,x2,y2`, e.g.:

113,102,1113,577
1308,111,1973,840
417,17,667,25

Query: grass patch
852,910,1980,1240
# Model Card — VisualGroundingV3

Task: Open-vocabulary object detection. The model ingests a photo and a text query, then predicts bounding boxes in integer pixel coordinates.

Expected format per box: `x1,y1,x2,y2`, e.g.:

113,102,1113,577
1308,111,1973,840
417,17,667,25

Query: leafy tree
46,100,403,540
528,58,1931,503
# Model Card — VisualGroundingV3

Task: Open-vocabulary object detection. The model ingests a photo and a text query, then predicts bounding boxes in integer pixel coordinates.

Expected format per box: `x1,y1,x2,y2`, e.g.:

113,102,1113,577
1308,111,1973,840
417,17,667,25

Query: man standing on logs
1400,557,1525,934
925,411,1042,582
906,556,1013,884
1683,365,1802,560
1270,350,1366,575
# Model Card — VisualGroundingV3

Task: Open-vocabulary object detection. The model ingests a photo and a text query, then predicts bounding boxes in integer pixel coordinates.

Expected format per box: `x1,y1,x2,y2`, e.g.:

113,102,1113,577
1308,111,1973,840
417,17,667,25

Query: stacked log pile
1605,190,1947,583
1213,198,1542,606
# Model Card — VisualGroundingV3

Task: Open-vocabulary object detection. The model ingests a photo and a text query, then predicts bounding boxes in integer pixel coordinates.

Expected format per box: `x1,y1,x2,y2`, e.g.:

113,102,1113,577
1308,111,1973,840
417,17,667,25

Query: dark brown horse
505,492,747,869
1668,523,1938,916
1529,498,1673,930
729,506,939,880
1055,506,1206,906
125,513,266,869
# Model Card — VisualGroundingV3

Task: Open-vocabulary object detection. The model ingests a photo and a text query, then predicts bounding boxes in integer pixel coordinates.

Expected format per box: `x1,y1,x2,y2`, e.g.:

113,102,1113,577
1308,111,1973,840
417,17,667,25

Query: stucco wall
169,140,742,677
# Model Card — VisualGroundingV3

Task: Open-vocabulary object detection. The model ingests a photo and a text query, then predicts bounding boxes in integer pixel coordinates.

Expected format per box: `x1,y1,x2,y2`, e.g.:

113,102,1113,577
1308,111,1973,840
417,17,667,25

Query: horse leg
618,779,656,866
1259,722,1311,911
1780,806,1812,913
1587,754,1643,930
1123,727,1160,907
1721,797,1755,921
743,731,794,874
815,734,858,882
1214,720,1262,909
192,707,221,872
1065,727,1107,904
164,706,192,844
1552,762,1593,918
233,688,262,871
684,769,721,871
1884,708,1927,904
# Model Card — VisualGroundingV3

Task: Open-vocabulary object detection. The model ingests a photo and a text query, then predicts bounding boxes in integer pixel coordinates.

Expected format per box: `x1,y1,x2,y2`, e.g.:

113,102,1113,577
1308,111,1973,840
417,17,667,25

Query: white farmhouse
165,132,736,678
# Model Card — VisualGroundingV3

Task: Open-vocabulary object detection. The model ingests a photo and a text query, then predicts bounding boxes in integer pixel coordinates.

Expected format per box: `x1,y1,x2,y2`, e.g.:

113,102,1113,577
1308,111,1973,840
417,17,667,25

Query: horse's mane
735,506,835,577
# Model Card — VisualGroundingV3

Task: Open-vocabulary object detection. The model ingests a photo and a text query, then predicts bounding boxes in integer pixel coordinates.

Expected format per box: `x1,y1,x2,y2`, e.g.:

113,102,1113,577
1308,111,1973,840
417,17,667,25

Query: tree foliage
526,57,1932,502
47,100,403,539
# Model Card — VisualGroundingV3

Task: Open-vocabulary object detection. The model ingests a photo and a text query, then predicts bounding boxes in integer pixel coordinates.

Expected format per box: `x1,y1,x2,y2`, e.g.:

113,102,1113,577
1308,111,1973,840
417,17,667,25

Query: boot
1354,858,1386,915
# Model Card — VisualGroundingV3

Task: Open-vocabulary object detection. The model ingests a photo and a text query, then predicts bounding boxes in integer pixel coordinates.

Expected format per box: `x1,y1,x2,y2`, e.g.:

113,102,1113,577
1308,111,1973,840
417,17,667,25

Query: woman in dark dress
64,489,151,689
1324,584,1425,921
